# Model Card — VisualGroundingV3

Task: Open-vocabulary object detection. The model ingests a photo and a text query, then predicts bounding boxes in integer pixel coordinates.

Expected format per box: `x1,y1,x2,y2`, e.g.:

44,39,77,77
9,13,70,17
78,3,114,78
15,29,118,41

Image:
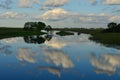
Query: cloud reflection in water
42,47,74,68
45,34,91,49
38,66,61,77
0,45,12,56
90,53,120,75
17,48,37,63
1,38,23,44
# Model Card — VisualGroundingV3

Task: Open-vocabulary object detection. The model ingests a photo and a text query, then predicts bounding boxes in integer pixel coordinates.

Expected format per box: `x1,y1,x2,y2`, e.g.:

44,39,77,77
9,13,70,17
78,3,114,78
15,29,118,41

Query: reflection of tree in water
24,36,46,44
24,31,52,44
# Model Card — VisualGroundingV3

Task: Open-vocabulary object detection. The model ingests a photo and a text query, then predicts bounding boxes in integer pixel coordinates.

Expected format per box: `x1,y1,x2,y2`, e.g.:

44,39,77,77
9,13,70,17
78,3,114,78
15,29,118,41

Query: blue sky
0,0,120,28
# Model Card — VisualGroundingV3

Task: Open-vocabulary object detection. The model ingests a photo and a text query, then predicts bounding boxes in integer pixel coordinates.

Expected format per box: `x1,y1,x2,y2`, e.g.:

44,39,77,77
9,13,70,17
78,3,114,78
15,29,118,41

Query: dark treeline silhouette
23,21,52,31
105,22,120,32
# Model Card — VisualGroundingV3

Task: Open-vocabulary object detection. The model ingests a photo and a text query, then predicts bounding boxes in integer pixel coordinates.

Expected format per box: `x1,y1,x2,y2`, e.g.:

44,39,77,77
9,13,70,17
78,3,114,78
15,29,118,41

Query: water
0,33,120,80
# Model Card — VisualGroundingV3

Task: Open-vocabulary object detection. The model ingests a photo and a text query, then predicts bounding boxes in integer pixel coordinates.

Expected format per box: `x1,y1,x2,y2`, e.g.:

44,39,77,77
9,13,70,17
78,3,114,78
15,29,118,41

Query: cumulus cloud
35,7,120,28
102,0,120,5
44,0,69,7
0,11,27,19
77,13,120,24
0,0,13,9
37,8,107,23
17,48,37,63
78,13,110,23
19,0,40,8
37,8,69,21
36,8,117,24
109,15,120,22
43,48,74,68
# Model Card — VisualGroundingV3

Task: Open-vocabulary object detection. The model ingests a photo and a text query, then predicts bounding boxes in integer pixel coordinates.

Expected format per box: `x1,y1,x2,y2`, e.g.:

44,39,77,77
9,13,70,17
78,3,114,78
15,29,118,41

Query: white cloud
19,0,40,8
37,8,105,23
78,13,120,24
109,15,120,22
36,8,113,24
103,0,120,5
35,8,120,28
37,8,69,21
0,11,27,19
44,0,69,7
78,14,109,23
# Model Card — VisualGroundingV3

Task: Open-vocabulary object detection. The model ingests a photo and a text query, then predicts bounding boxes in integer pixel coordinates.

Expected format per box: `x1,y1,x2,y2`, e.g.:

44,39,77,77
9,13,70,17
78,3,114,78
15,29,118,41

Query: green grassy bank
0,27,46,39
0,27,120,45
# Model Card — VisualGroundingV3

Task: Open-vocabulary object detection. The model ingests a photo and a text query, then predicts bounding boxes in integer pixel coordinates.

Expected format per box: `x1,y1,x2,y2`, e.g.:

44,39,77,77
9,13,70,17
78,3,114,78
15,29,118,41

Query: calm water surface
0,33,120,80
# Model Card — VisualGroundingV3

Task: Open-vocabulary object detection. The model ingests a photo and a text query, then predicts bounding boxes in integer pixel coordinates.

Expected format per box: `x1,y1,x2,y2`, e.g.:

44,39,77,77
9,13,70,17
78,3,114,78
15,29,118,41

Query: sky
0,0,120,28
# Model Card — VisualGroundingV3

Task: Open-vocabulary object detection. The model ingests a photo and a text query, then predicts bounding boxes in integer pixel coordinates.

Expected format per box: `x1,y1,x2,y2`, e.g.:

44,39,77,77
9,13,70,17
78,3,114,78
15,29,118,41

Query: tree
37,22,46,30
23,21,47,31
24,22,31,30
105,22,120,32
117,23,120,28
24,35,46,44
116,23,120,31
44,25,52,32
107,22,117,29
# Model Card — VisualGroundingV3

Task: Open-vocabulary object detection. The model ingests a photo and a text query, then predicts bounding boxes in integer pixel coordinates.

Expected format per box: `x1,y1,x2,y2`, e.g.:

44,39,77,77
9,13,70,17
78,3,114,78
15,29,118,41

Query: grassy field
56,31,74,36
0,27,46,39
0,27,120,45
89,32,120,45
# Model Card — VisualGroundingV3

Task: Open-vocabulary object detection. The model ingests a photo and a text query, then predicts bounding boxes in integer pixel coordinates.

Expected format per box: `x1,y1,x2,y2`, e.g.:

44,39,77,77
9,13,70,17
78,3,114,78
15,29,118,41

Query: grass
90,32,120,45
56,31,74,36
77,29,120,45
0,27,120,45
0,27,46,39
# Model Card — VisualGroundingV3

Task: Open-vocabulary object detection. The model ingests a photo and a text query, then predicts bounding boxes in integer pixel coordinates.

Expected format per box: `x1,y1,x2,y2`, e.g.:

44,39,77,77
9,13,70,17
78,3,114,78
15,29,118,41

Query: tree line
105,22,120,32
23,21,52,31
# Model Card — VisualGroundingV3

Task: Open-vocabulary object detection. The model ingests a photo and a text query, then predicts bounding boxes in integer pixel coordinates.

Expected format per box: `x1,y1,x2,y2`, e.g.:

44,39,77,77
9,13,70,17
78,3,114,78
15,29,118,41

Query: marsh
0,32,120,80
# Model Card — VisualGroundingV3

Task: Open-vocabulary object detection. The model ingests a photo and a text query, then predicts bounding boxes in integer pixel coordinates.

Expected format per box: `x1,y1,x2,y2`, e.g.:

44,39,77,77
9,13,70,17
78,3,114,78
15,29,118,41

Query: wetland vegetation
0,22,120,45
0,21,120,80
